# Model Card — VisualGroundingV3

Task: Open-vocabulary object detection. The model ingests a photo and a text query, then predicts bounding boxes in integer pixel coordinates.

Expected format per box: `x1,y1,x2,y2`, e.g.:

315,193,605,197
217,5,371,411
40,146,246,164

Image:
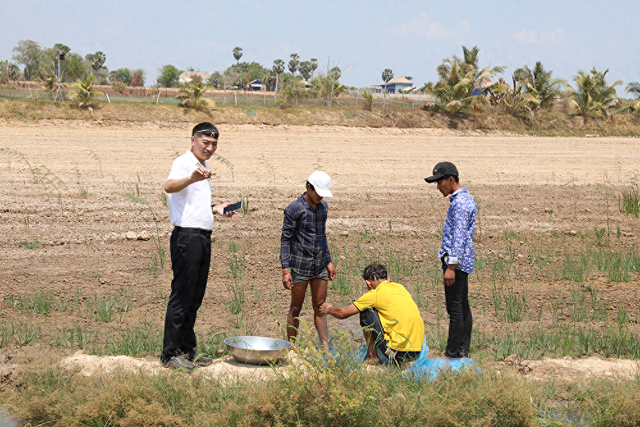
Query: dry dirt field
1,121,640,379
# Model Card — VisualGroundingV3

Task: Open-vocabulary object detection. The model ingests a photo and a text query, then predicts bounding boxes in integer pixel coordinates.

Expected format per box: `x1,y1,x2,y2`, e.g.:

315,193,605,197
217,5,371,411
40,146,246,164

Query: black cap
425,161,458,183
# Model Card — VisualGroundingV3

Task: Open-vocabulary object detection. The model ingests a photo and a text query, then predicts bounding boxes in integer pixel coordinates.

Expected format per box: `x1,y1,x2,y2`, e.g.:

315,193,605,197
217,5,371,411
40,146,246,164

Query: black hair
306,182,315,192
192,122,219,137
362,264,388,282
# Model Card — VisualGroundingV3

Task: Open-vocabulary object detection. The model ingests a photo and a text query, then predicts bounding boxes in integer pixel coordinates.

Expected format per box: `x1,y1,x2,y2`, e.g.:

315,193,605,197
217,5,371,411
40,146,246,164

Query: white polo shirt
166,150,213,230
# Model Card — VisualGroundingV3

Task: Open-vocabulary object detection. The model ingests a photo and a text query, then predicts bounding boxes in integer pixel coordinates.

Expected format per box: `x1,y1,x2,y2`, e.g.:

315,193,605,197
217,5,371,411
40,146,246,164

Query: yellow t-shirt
353,281,424,352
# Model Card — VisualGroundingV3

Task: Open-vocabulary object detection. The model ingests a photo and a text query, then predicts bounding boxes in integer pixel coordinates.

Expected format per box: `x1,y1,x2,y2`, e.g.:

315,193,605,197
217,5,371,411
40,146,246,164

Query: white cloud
392,13,470,40
514,28,565,44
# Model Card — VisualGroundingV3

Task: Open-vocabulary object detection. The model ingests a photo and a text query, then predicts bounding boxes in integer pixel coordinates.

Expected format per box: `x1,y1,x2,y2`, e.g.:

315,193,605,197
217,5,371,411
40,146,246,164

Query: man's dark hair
306,182,315,192
362,264,388,282
442,175,460,183
192,122,219,137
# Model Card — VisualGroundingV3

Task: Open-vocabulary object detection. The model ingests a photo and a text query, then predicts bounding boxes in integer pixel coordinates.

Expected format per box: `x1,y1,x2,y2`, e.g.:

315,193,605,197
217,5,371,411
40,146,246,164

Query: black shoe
190,353,214,367
163,356,196,372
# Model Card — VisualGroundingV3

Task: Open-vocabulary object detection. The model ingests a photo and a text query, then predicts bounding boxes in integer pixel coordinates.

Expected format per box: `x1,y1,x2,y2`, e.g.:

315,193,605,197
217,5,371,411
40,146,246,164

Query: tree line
419,45,640,123
0,39,146,91
2,40,639,120
0,40,341,101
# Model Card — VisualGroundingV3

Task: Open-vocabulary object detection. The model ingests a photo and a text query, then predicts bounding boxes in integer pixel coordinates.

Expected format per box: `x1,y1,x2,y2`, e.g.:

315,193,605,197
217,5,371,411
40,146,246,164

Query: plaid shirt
280,193,332,275
438,188,477,274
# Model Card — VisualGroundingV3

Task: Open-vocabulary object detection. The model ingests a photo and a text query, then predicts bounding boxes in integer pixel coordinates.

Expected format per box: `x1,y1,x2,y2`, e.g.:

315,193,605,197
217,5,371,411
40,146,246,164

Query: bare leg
287,280,308,343
309,278,329,346
363,330,380,362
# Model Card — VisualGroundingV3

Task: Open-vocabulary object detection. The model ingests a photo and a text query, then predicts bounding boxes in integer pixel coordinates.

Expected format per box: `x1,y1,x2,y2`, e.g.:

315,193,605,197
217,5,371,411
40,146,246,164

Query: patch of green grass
227,240,240,253
562,251,590,282
78,186,88,199
8,289,55,316
0,327,8,349
491,285,528,322
18,237,42,249
51,325,96,348
226,281,245,316
331,272,352,296
619,181,640,217
85,289,133,323
385,251,416,279
11,322,40,346
102,321,161,357
227,254,245,279
241,195,250,215
197,330,229,359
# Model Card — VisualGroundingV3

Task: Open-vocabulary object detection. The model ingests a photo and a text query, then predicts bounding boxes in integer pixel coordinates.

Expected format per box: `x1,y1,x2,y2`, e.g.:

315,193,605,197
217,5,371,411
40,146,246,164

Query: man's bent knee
289,306,302,317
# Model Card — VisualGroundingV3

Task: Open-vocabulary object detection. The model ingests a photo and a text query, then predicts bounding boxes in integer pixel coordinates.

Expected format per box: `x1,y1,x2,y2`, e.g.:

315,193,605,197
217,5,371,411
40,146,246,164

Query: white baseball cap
306,171,333,198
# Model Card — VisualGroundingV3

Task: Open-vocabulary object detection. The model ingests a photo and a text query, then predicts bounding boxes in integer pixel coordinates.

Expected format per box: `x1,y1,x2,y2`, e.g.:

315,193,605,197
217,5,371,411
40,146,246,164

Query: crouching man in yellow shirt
321,264,424,365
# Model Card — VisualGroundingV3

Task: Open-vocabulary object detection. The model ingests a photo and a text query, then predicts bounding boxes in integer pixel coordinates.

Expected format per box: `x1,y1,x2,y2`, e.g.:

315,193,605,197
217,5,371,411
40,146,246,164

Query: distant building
179,71,211,84
247,80,264,91
402,86,422,94
372,76,414,93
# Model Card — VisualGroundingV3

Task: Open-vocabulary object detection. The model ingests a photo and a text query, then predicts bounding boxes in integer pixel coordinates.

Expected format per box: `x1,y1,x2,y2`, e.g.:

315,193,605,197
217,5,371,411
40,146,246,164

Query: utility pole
55,49,65,102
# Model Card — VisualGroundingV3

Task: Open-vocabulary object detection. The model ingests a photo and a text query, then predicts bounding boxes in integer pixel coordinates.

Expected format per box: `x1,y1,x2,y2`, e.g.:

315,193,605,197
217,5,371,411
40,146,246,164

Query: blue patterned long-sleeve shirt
280,194,332,275
438,188,477,274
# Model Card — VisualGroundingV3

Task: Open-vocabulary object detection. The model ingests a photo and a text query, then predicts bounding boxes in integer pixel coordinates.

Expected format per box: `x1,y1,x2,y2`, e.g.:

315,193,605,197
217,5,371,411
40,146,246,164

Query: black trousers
442,260,472,358
161,228,211,362
360,308,420,364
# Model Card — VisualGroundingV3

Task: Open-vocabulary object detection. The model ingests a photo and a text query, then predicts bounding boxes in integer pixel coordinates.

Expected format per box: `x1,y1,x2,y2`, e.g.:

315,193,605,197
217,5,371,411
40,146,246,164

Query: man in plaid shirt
280,171,336,345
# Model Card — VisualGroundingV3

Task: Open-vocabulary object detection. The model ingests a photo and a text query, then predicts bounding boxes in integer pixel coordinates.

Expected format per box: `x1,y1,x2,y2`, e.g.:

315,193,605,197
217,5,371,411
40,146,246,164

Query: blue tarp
331,337,480,381
404,338,480,381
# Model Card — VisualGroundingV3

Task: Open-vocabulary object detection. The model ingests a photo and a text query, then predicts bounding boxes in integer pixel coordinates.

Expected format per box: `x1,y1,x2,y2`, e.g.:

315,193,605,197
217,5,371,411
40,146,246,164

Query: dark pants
442,260,472,358
161,228,211,362
360,308,420,364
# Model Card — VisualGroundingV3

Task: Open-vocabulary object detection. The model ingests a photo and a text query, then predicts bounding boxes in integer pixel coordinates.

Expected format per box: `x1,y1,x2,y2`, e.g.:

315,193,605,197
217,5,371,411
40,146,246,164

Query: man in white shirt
160,122,235,371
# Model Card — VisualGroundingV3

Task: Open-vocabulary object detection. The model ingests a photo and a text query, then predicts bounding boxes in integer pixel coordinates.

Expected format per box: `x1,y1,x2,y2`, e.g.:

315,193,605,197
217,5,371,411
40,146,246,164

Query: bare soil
1,122,640,380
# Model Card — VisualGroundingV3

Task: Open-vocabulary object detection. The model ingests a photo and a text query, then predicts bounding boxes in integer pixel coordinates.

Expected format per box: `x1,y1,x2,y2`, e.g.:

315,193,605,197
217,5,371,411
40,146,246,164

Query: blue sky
1,0,638,92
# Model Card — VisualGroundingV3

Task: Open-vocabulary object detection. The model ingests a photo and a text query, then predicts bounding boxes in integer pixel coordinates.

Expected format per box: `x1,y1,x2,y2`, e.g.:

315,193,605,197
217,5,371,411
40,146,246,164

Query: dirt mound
501,354,640,380
61,351,295,383
59,352,640,383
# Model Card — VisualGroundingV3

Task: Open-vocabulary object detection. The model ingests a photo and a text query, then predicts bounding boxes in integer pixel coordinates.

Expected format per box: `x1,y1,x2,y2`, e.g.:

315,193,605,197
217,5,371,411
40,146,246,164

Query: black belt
174,226,212,236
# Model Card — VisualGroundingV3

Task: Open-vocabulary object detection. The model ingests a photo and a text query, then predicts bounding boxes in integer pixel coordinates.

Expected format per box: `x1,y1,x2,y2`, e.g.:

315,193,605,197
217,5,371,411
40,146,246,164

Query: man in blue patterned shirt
280,171,336,345
425,162,477,358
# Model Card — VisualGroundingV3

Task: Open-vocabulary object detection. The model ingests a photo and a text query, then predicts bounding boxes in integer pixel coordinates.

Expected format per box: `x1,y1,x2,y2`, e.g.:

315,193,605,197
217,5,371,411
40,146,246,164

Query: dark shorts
291,268,328,285
360,307,421,365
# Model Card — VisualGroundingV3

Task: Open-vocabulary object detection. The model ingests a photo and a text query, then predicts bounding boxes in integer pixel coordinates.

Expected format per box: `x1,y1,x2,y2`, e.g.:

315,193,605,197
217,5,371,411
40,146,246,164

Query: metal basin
224,336,292,365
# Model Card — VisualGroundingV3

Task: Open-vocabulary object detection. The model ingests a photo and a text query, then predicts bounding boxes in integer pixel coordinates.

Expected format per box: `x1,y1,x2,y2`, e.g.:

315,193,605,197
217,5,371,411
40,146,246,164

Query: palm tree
626,74,640,112
272,59,285,100
381,68,394,108
567,68,622,124
68,76,103,115
514,62,566,110
177,76,214,110
495,76,540,117
310,58,318,79
427,45,505,115
627,74,640,99
299,61,312,81
428,59,472,115
288,53,299,74
428,57,504,115
37,73,62,99
85,51,106,76
460,45,480,70
232,47,243,64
